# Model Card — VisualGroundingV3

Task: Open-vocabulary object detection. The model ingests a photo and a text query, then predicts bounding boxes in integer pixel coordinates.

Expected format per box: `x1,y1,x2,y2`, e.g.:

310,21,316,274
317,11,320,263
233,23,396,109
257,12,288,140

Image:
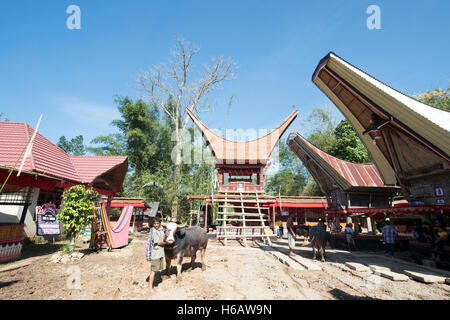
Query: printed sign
36,203,61,235
281,211,289,216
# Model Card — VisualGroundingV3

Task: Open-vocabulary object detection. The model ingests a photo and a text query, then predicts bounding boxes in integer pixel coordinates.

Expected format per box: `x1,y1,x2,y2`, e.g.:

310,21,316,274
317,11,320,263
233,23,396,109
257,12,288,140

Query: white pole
18,115,42,177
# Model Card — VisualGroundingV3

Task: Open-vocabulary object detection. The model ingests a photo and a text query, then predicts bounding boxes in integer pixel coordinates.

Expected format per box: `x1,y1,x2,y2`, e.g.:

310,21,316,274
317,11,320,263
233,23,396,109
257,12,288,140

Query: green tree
414,87,450,111
111,96,167,175
328,120,370,163
57,135,86,155
87,133,127,156
265,142,307,196
57,185,97,247
304,108,336,152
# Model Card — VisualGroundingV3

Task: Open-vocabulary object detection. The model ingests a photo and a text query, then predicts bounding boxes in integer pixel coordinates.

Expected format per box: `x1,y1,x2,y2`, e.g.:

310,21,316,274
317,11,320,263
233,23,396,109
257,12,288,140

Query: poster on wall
36,203,61,236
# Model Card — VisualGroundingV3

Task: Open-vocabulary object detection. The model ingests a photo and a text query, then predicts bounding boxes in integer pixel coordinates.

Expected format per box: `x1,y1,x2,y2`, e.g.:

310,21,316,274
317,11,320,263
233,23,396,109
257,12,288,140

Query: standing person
412,221,427,243
146,217,166,293
276,220,282,239
357,222,363,234
286,212,297,256
433,225,448,261
423,222,436,245
345,223,356,251
279,222,284,239
382,220,398,257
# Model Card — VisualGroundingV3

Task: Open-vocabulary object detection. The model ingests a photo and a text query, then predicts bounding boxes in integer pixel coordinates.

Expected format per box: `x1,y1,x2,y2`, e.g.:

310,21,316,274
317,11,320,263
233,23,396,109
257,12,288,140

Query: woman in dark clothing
423,223,436,245
412,221,427,243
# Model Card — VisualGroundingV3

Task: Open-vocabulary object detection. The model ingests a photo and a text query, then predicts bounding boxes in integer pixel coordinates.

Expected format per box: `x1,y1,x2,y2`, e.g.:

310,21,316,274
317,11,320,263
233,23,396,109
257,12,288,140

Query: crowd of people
412,220,449,261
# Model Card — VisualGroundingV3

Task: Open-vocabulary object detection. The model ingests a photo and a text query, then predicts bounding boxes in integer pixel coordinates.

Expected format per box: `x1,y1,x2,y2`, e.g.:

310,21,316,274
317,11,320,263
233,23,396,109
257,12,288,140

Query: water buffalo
305,224,331,262
163,222,208,282
293,225,310,238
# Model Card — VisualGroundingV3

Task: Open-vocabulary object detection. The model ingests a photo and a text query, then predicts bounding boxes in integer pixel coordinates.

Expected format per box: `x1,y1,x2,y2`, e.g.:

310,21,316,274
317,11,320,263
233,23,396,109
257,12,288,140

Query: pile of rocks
50,252,84,264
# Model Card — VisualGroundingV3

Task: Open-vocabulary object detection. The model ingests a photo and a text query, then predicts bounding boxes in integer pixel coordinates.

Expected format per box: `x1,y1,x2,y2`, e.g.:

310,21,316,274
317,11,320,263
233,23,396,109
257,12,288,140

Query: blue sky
0,0,449,146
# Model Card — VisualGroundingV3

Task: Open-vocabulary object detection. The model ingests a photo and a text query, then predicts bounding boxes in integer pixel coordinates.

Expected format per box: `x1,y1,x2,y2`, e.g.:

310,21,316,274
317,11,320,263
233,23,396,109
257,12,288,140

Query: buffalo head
163,221,187,244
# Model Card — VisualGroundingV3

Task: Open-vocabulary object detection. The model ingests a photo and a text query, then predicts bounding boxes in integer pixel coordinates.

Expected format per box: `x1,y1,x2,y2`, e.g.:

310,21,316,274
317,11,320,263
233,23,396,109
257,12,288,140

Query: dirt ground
1,232,449,300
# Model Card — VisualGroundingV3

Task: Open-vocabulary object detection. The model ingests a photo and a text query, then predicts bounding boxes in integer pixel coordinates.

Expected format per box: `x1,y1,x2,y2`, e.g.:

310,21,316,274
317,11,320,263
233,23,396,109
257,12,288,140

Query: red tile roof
0,122,127,188
287,132,390,189
70,156,128,183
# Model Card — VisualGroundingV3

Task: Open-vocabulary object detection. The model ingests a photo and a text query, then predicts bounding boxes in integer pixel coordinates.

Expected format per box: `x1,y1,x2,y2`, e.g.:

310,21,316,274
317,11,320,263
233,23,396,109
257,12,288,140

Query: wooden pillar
354,216,359,235
366,216,373,233
371,215,377,234
106,195,112,216
204,200,208,231
272,205,275,229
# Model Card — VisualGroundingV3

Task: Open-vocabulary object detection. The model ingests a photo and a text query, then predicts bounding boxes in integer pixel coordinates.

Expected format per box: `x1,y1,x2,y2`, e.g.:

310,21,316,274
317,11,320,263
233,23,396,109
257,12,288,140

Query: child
146,217,166,293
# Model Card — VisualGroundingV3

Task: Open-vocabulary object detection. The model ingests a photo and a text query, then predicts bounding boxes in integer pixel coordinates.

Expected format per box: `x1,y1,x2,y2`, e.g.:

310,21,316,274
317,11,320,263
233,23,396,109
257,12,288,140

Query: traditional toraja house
186,108,298,245
312,52,449,208
311,52,450,258
186,108,298,192
287,132,400,249
0,121,128,262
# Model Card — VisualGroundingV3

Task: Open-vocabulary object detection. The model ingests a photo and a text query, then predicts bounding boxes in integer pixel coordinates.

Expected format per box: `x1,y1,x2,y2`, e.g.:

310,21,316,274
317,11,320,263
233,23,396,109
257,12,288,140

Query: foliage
301,177,323,196
57,135,86,155
328,120,371,163
57,185,97,239
304,108,336,153
87,133,127,156
265,142,307,196
414,87,450,111
111,96,171,174
60,244,75,254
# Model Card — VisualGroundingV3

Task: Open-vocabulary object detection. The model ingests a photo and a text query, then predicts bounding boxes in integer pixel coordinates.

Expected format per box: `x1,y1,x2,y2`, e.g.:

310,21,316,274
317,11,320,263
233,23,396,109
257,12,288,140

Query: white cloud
50,95,121,129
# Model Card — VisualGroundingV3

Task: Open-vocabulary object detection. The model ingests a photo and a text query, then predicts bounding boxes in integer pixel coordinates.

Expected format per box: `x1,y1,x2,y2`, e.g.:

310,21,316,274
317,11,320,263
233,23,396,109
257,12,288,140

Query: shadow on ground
145,262,204,287
271,238,450,277
0,280,20,289
329,288,380,300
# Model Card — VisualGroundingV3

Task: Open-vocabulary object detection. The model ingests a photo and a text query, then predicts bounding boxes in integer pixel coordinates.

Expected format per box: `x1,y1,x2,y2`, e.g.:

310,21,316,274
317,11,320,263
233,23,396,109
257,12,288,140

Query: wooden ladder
216,189,272,246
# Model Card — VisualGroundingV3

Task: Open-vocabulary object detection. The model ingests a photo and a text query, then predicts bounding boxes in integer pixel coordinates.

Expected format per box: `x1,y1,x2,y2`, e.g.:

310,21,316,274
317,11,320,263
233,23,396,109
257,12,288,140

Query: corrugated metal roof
287,132,390,190
0,122,127,186
186,108,298,164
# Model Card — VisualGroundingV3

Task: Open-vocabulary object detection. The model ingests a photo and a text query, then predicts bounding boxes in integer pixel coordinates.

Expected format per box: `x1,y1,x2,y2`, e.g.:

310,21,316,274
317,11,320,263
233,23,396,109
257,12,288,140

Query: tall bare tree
138,37,236,219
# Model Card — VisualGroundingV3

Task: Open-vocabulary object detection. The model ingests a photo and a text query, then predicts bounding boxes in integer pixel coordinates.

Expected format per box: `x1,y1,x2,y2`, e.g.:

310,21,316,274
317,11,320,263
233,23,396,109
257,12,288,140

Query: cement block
372,269,409,281
369,265,390,272
345,262,371,272
404,270,446,284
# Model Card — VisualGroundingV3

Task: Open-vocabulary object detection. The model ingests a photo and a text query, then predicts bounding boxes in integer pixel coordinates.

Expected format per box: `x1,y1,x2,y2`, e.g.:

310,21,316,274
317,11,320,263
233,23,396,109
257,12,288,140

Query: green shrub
57,185,98,245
